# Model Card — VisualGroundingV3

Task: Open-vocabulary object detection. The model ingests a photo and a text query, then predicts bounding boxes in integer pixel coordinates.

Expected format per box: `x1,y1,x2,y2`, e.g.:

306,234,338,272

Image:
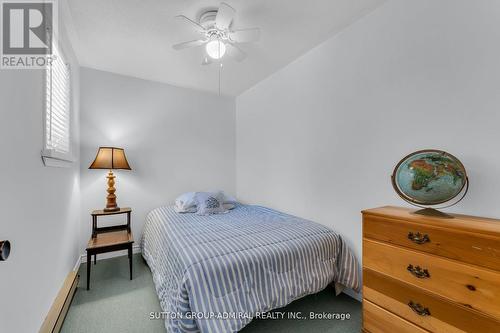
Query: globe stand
412,208,454,219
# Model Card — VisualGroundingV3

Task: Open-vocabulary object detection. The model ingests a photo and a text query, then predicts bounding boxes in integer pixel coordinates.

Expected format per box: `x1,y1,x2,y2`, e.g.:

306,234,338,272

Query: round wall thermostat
0,240,11,261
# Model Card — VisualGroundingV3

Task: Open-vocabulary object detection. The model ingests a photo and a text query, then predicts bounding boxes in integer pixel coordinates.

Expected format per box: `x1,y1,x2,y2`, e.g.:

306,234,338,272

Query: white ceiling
66,0,386,96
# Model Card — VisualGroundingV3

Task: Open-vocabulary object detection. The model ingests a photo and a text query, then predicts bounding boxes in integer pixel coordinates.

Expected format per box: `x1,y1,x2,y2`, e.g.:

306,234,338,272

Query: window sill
41,149,74,168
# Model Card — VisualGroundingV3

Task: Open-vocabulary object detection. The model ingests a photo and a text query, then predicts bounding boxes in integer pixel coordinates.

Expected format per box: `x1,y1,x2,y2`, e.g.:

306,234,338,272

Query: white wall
0,2,81,332
236,0,500,296
79,68,236,253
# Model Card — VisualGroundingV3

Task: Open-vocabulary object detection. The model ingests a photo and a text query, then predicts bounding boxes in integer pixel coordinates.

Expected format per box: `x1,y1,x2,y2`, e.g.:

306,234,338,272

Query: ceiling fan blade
175,15,206,33
226,43,247,62
215,2,235,30
229,28,260,43
172,39,207,50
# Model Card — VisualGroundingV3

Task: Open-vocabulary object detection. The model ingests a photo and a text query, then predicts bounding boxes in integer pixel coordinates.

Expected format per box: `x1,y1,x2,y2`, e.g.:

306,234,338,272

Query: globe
392,150,468,206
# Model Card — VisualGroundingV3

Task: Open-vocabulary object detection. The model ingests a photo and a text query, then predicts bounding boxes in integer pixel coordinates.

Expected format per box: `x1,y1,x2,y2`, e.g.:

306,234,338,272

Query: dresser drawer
364,268,500,333
363,299,429,333
363,214,500,271
363,239,500,318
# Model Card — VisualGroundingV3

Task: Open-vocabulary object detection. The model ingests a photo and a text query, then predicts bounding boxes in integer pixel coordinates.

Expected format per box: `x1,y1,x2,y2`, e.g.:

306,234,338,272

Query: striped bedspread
141,204,360,333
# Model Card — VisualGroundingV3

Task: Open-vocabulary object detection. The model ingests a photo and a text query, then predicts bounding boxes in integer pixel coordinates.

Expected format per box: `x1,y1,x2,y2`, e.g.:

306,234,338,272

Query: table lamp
89,147,131,212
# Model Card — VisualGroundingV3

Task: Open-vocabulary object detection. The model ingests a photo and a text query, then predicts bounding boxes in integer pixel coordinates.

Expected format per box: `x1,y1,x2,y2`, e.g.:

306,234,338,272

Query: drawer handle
408,301,431,316
408,232,430,245
407,264,430,279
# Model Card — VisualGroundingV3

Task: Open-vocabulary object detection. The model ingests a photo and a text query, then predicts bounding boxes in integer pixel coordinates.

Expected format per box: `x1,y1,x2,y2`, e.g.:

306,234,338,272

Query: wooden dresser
361,206,500,333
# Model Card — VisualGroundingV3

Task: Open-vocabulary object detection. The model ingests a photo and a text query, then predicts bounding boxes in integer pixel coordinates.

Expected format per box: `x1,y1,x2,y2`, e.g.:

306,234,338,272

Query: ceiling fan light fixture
206,40,226,59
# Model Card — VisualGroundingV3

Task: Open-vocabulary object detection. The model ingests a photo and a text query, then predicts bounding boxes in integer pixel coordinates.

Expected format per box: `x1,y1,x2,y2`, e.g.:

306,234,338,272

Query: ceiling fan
173,2,260,65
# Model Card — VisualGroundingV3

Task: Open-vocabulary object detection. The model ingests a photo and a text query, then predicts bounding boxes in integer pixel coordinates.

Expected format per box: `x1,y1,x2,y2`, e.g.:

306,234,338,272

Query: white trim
42,157,72,168
41,149,74,168
41,148,74,162
73,254,81,272
80,245,142,264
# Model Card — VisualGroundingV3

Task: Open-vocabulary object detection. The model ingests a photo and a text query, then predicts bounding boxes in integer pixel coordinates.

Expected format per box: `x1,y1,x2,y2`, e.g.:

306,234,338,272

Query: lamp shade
89,147,131,170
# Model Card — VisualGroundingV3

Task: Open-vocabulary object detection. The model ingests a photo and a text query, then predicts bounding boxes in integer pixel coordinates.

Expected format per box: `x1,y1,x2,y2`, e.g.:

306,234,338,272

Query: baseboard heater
39,271,79,333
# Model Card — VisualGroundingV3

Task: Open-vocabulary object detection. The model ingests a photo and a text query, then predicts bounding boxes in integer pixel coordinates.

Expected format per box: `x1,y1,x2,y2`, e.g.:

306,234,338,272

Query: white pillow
195,192,228,216
174,192,197,212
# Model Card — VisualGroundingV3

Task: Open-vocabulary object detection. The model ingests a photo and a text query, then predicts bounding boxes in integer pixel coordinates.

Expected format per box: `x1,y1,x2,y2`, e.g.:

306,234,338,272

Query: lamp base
104,170,120,213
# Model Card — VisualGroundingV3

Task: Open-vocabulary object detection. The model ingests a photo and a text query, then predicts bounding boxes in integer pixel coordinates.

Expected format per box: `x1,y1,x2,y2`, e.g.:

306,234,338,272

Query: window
42,42,72,165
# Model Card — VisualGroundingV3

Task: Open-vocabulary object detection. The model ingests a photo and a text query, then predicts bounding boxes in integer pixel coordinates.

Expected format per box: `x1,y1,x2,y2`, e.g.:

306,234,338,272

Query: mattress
141,204,360,333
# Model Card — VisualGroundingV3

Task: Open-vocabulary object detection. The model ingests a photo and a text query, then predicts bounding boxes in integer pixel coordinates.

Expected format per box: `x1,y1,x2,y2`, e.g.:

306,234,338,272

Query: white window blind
44,43,71,159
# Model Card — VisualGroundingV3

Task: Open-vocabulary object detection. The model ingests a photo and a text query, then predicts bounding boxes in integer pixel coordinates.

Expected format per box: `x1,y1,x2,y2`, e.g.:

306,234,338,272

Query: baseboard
72,254,81,272
39,271,79,333
79,244,141,264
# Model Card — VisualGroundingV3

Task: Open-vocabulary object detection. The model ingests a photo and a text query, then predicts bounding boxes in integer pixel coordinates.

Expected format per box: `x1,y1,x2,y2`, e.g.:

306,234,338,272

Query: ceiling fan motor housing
200,10,228,41
200,10,218,28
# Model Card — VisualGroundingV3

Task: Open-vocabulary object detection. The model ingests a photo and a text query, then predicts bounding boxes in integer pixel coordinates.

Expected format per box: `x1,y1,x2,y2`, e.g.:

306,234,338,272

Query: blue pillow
195,192,228,216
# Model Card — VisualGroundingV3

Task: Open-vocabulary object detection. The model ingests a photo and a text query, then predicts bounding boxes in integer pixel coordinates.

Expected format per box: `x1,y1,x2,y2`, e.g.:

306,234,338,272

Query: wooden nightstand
86,207,134,290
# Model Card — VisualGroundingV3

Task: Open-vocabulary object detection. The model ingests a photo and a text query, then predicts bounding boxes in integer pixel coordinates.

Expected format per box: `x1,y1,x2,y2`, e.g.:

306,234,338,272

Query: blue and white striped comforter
141,204,360,333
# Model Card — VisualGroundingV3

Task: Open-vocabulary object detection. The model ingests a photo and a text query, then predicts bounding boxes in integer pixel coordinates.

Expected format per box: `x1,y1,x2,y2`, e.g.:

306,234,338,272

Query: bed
141,203,360,333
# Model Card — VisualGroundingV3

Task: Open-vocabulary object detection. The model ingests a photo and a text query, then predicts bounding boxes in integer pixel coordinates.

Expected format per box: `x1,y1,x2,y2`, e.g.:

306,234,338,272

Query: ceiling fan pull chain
218,62,223,96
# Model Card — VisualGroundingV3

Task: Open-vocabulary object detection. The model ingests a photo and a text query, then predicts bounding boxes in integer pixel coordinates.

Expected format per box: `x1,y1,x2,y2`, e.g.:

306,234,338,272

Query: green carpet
62,254,361,333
